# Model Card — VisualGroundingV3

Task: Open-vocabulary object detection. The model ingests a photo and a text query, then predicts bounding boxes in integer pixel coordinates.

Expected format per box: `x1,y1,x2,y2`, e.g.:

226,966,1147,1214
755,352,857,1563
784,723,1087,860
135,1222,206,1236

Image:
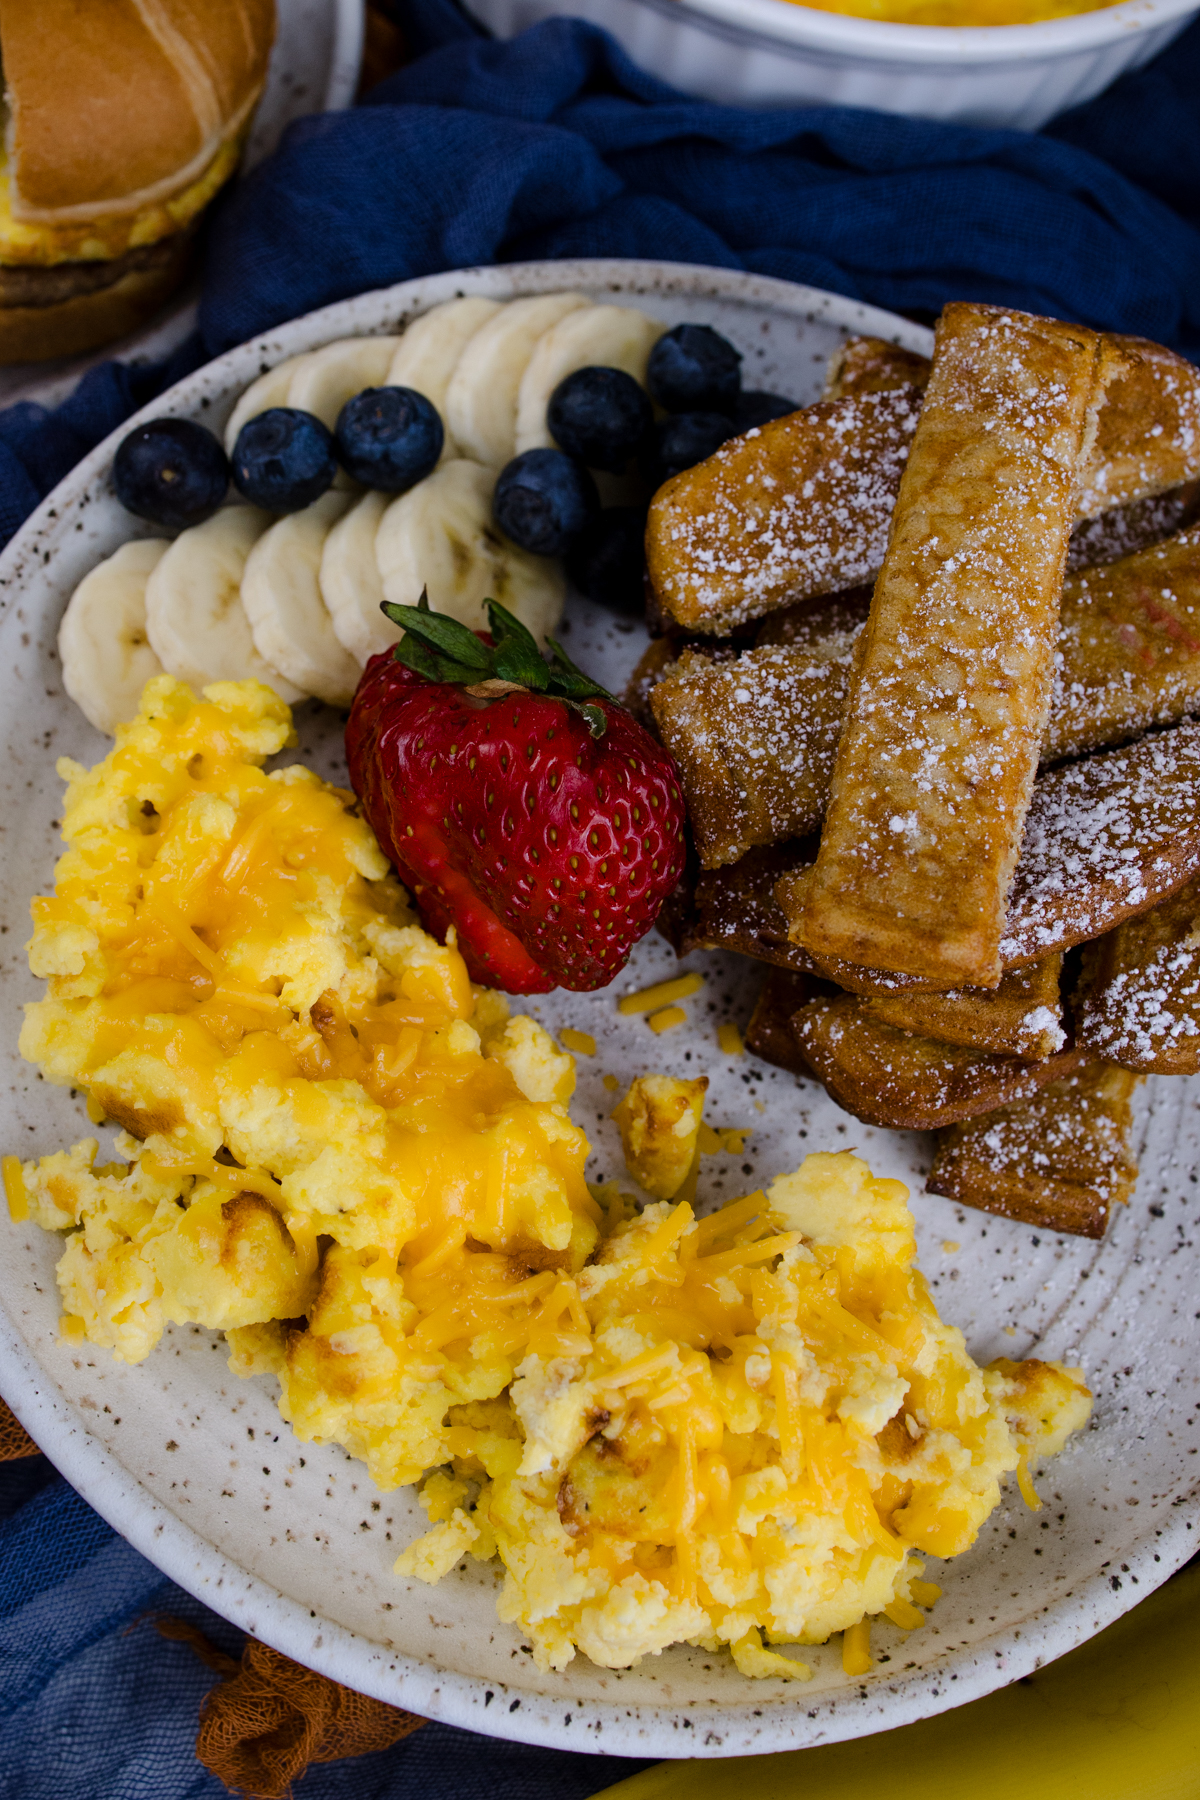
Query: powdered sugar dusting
805,305,1101,984
646,386,922,634
651,630,861,866
1077,873,1200,1072
1003,721,1200,963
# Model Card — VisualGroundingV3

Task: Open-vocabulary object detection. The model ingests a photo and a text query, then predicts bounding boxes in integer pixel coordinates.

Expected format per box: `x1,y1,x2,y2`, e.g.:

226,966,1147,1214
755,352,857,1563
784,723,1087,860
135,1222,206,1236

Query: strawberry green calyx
380,591,613,738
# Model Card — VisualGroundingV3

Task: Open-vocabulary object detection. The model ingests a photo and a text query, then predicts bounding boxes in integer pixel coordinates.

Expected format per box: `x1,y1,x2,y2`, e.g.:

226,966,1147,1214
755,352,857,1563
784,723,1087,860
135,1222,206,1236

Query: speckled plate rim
0,259,1196,1761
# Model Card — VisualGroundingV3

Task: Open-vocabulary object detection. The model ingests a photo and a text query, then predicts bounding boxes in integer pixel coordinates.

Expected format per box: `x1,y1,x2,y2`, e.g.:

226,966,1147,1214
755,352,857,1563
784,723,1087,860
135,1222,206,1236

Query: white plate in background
0,259,1197,1760
465,0,1198,129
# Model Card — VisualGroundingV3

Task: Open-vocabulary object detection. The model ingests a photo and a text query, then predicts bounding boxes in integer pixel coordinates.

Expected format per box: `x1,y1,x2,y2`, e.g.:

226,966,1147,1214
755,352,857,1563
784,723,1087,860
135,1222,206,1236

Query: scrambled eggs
9,676,1092,1677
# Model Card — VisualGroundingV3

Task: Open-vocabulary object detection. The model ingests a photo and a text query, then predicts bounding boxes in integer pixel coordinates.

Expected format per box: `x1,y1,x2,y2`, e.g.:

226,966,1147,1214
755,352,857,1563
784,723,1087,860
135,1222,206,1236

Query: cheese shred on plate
12,677,1093,1678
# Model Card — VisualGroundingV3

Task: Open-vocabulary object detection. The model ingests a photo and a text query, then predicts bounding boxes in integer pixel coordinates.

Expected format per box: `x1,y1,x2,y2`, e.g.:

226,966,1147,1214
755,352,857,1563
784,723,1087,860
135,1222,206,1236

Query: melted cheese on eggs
11,675,1092,1677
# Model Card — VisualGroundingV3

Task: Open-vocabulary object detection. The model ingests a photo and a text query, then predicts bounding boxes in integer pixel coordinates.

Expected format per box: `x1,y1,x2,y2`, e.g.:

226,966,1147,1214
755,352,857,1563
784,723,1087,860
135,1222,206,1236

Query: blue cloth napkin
4,6,1200,1792
1,2,1198,549
0,1455,654,1797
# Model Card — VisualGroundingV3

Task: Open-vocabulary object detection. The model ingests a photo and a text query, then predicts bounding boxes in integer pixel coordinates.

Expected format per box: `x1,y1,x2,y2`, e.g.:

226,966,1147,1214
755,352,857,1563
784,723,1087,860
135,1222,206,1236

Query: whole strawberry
346,596,687,994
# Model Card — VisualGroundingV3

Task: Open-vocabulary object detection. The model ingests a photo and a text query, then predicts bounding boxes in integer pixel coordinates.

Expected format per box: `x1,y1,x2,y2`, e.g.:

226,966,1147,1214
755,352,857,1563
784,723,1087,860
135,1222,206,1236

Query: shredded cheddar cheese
14,677,1094,1680
3,1155,29,1222
618,972,706,1015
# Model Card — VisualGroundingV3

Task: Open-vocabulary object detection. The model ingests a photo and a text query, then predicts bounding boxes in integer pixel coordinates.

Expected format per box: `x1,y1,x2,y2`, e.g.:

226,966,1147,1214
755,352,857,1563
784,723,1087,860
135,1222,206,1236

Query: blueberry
647,324,742,414
113,418,229,530
494,449,599,557
643,412,736,488
734,390,798,432
566,508,647,615
547,367,652,474
334,386,444,492
231,407,337,513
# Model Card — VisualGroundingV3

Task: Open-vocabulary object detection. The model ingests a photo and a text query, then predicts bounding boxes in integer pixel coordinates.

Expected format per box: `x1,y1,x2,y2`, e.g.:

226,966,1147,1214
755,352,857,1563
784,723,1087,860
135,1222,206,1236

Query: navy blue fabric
197,15,1200,358
1,5,1199,549
0,1462,652,1798
3,8,1200,1791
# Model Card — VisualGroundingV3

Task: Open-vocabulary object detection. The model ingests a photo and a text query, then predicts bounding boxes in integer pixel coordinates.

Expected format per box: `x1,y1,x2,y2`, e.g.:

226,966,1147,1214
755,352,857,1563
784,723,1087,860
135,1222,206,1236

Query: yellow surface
787,0,1123,23
593,1557,1200,1800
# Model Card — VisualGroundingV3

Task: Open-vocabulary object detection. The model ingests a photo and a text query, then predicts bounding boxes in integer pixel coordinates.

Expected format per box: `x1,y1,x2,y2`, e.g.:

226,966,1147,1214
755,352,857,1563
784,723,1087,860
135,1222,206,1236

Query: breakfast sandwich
0,0,275,361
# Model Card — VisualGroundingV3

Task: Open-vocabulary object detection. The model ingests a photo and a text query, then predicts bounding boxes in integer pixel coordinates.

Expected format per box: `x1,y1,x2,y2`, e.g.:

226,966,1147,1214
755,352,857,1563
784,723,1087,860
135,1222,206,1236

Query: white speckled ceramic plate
1,261,1197,1762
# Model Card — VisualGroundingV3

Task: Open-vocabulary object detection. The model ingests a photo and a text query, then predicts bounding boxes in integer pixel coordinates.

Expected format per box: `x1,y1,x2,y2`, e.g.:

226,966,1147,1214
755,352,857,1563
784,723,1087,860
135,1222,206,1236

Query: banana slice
320,489,393,668
285,336,402,431
514,303,666,455
445,293,590,469
386,297,501,457
241,490,361,706
59,537,169,734
223,351,313,453
145,506,301,701
376,458,564,642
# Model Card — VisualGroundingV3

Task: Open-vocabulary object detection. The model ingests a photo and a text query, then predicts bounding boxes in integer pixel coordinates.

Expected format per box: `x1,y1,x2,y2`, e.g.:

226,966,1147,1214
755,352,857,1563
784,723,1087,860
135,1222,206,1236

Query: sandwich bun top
0,0,275,250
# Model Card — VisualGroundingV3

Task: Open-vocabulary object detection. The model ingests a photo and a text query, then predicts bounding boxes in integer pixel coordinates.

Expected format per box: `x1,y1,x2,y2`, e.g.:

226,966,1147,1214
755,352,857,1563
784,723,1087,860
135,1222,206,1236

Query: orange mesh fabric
0,1397,39,1460
156,1618,425,1799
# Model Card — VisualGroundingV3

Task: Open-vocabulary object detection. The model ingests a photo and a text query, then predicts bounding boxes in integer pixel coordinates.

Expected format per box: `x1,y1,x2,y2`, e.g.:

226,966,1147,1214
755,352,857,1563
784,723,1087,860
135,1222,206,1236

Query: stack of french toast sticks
635,302,1200,1241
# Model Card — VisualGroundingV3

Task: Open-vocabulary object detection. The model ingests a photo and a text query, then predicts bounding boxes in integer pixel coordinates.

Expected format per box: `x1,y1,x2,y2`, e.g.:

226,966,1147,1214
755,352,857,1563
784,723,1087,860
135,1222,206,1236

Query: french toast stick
645,384,924,634
825,336,932,400
681,841,820,975
927,1062,1140,1238
1045,526,1200,760
669,685,1200,999
651,633,861,868
798,304,1110,988
744,968,831,1074
1075,873,1200,1073
1066,482,1200,572
655,526,1200,868
830,331,1200,521
862,955,1065,1059
752,586,874,649
649,328,1200,640
1077,336,1200,519
1000,718,1200,967
778,719,1200,990
791,994,1086,1131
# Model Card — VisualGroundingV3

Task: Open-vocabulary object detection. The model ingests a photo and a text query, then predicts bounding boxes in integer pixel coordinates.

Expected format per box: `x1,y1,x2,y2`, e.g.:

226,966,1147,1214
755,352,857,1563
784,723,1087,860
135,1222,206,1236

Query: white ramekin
464,0,1197,128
